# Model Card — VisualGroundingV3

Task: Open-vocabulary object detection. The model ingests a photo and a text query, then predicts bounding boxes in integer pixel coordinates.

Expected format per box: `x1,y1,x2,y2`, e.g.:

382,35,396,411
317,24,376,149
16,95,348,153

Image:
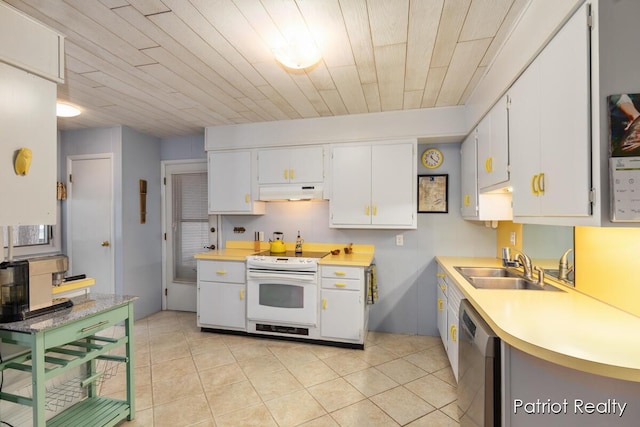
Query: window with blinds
172,172,208,282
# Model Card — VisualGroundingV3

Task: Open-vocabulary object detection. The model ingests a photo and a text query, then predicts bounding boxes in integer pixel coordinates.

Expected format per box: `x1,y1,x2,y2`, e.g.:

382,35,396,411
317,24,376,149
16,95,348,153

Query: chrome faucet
534,266,545,287
558,248,574,281
502,247,533,280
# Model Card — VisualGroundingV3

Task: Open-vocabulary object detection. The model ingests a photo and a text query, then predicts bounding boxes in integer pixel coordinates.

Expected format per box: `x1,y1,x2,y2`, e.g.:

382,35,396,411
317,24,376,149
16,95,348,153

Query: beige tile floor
106,310,459,427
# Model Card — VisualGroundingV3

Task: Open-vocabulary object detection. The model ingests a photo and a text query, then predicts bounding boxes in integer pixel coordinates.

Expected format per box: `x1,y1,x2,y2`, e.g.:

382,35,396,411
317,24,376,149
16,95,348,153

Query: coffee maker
0,255,72,322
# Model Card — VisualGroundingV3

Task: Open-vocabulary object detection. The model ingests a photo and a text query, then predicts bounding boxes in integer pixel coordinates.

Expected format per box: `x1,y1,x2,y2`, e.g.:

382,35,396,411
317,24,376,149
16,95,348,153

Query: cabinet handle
439,284,446,291
216,270,227,275
239,289,244,300
290,169,294,180
322,298,327,310
437,299,443,311
81,321,109,333
538,172,545,194
531,174,539,195
372,205,377,216
450,324,457,342
334,271,346,276
365,205,370,216
463,194,470,207
436,273,446,278
485,157,493,173
334,283,347,288
245,193,250,203
284,169,288,180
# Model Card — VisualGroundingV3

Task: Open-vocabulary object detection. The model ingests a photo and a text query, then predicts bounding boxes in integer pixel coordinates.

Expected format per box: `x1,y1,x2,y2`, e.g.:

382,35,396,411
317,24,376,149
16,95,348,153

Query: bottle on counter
295,231,303,254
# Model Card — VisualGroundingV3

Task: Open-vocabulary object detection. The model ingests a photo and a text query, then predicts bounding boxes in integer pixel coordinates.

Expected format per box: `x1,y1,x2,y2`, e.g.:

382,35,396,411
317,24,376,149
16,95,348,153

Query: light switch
510,231,517,245
396,235,404,246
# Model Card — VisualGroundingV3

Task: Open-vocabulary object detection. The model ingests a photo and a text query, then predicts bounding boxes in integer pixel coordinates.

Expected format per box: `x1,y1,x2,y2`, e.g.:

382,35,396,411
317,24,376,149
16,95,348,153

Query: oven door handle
247,272,316,282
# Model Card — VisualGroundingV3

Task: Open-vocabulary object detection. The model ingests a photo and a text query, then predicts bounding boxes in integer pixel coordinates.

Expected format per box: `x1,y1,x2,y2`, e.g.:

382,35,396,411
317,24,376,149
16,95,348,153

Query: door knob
101,241,110,247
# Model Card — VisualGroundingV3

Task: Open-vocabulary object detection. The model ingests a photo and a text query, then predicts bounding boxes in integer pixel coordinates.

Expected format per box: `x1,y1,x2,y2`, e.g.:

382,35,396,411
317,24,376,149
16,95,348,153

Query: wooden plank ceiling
7,0,529,138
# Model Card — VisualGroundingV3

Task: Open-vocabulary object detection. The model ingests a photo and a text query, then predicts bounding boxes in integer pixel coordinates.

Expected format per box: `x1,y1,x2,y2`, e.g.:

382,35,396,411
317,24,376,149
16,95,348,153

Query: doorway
162,160,214,311
66,154,115,294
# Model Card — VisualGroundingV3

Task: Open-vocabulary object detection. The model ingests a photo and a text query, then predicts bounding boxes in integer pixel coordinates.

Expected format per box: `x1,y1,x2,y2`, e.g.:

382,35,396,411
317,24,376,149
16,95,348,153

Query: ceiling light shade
56,102,81,117
273,33,321,70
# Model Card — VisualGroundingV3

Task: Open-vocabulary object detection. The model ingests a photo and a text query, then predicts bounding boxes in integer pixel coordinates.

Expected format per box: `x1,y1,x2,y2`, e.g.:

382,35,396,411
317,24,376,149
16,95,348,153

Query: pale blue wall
59,126,162,319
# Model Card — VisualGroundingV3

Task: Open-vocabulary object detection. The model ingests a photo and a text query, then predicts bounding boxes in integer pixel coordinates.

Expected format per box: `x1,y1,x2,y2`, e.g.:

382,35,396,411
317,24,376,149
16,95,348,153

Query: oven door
247,270,317,326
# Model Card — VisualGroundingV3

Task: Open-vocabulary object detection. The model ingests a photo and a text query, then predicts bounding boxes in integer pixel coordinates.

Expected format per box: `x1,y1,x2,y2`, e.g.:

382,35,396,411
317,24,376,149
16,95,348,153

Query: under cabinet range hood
258,184,325,201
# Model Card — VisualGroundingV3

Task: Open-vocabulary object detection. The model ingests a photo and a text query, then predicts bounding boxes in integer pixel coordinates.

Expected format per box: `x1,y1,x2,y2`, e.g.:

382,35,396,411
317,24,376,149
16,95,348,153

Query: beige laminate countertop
194,248,258,261
319,253,374,267
437,256,640,382
194,242,375,266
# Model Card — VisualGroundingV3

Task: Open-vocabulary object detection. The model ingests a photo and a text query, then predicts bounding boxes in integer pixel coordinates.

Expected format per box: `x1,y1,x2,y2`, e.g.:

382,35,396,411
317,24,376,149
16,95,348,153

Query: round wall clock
421,148,443,169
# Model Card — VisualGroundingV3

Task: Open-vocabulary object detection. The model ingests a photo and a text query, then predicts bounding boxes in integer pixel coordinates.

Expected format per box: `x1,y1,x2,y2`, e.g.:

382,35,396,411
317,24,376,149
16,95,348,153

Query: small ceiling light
273,30,321,71
56,102,81,118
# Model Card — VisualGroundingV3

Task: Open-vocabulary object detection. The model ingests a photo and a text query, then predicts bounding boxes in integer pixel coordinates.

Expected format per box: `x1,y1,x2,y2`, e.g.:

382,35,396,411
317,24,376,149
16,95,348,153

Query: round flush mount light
56,102,81,118
273,29,321,71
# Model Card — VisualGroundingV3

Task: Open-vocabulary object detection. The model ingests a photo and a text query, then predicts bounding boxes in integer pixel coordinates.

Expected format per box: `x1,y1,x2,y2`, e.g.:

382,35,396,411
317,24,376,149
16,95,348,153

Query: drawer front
321,278,361,291
198,260,245,283
448,281,464,311
321,266,363,280
44,304,130,349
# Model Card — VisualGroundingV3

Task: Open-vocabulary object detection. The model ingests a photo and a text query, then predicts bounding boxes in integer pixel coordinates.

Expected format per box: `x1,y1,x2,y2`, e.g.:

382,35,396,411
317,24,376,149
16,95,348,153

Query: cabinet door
446,303,459,381
478,95,509,190
371,143,415,226
289,146,324,183
320,289,363,341
330,145,372,225
509,61,542,217
257,148,290,184
538,3,591,217
208,151,258,213
0,62,57,225
437,282,448,350
198,281,246,330
460,132,479,219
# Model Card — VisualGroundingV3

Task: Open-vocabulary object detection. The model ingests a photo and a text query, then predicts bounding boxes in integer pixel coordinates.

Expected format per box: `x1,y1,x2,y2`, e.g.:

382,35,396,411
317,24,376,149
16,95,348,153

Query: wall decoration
139,179,147,224
609,93,640,156
418,174,448,213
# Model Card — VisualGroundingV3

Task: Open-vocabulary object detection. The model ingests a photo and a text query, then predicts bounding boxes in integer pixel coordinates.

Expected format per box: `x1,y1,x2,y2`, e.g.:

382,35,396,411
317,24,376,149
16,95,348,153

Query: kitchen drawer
44,304,129,349
321,266,363,280
198,260,245,283
321,277,361,291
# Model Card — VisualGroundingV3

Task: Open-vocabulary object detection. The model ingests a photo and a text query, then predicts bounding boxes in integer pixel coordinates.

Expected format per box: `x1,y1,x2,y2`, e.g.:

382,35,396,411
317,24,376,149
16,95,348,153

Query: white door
67,155,114,295
163,161,212,312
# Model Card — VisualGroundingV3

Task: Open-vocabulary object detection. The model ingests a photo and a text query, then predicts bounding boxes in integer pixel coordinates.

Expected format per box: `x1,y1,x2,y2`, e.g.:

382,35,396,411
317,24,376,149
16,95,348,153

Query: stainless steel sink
454,266,519,278
453,266,565,292
467,276,563,291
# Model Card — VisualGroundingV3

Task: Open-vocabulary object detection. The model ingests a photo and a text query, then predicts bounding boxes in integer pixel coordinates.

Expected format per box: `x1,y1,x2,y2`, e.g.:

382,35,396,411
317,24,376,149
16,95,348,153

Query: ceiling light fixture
273,30,321,71
56,102,81,118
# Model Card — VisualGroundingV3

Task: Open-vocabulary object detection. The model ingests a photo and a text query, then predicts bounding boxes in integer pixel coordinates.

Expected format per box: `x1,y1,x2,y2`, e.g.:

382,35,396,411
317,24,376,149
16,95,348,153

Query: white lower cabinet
320,265,367,344
437,265,464,382
197,259,246,331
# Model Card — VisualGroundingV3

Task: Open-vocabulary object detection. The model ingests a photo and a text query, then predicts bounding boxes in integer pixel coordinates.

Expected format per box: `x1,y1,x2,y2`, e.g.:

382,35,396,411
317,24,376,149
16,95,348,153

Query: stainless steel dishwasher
458,299,501,427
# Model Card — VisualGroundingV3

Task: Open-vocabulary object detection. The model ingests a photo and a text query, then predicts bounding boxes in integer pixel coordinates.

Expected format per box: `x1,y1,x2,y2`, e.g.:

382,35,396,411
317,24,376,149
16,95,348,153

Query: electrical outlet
510,231,517,246
396,234,404,246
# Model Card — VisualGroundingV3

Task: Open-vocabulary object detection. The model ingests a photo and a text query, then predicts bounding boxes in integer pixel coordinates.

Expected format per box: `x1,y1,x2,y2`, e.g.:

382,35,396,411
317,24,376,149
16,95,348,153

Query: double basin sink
454,266,564,292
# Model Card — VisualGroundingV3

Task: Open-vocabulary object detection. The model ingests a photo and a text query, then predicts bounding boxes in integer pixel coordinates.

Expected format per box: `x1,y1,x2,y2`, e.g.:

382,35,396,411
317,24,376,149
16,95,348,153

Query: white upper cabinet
477,95,510,191
509,3,591,219
460,132,479,219
0,3,64,83
461,130,512,221
208,151,265,214
258,146,324,185
0,62,57,225
330,141,416,229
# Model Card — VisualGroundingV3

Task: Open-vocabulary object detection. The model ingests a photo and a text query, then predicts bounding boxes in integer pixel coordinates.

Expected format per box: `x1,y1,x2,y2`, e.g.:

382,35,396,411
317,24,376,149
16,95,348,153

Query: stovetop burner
256,250,329,259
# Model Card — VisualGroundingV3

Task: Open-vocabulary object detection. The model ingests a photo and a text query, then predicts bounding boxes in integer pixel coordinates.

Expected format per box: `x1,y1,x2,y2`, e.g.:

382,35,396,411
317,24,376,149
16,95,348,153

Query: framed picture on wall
418,174,448,213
